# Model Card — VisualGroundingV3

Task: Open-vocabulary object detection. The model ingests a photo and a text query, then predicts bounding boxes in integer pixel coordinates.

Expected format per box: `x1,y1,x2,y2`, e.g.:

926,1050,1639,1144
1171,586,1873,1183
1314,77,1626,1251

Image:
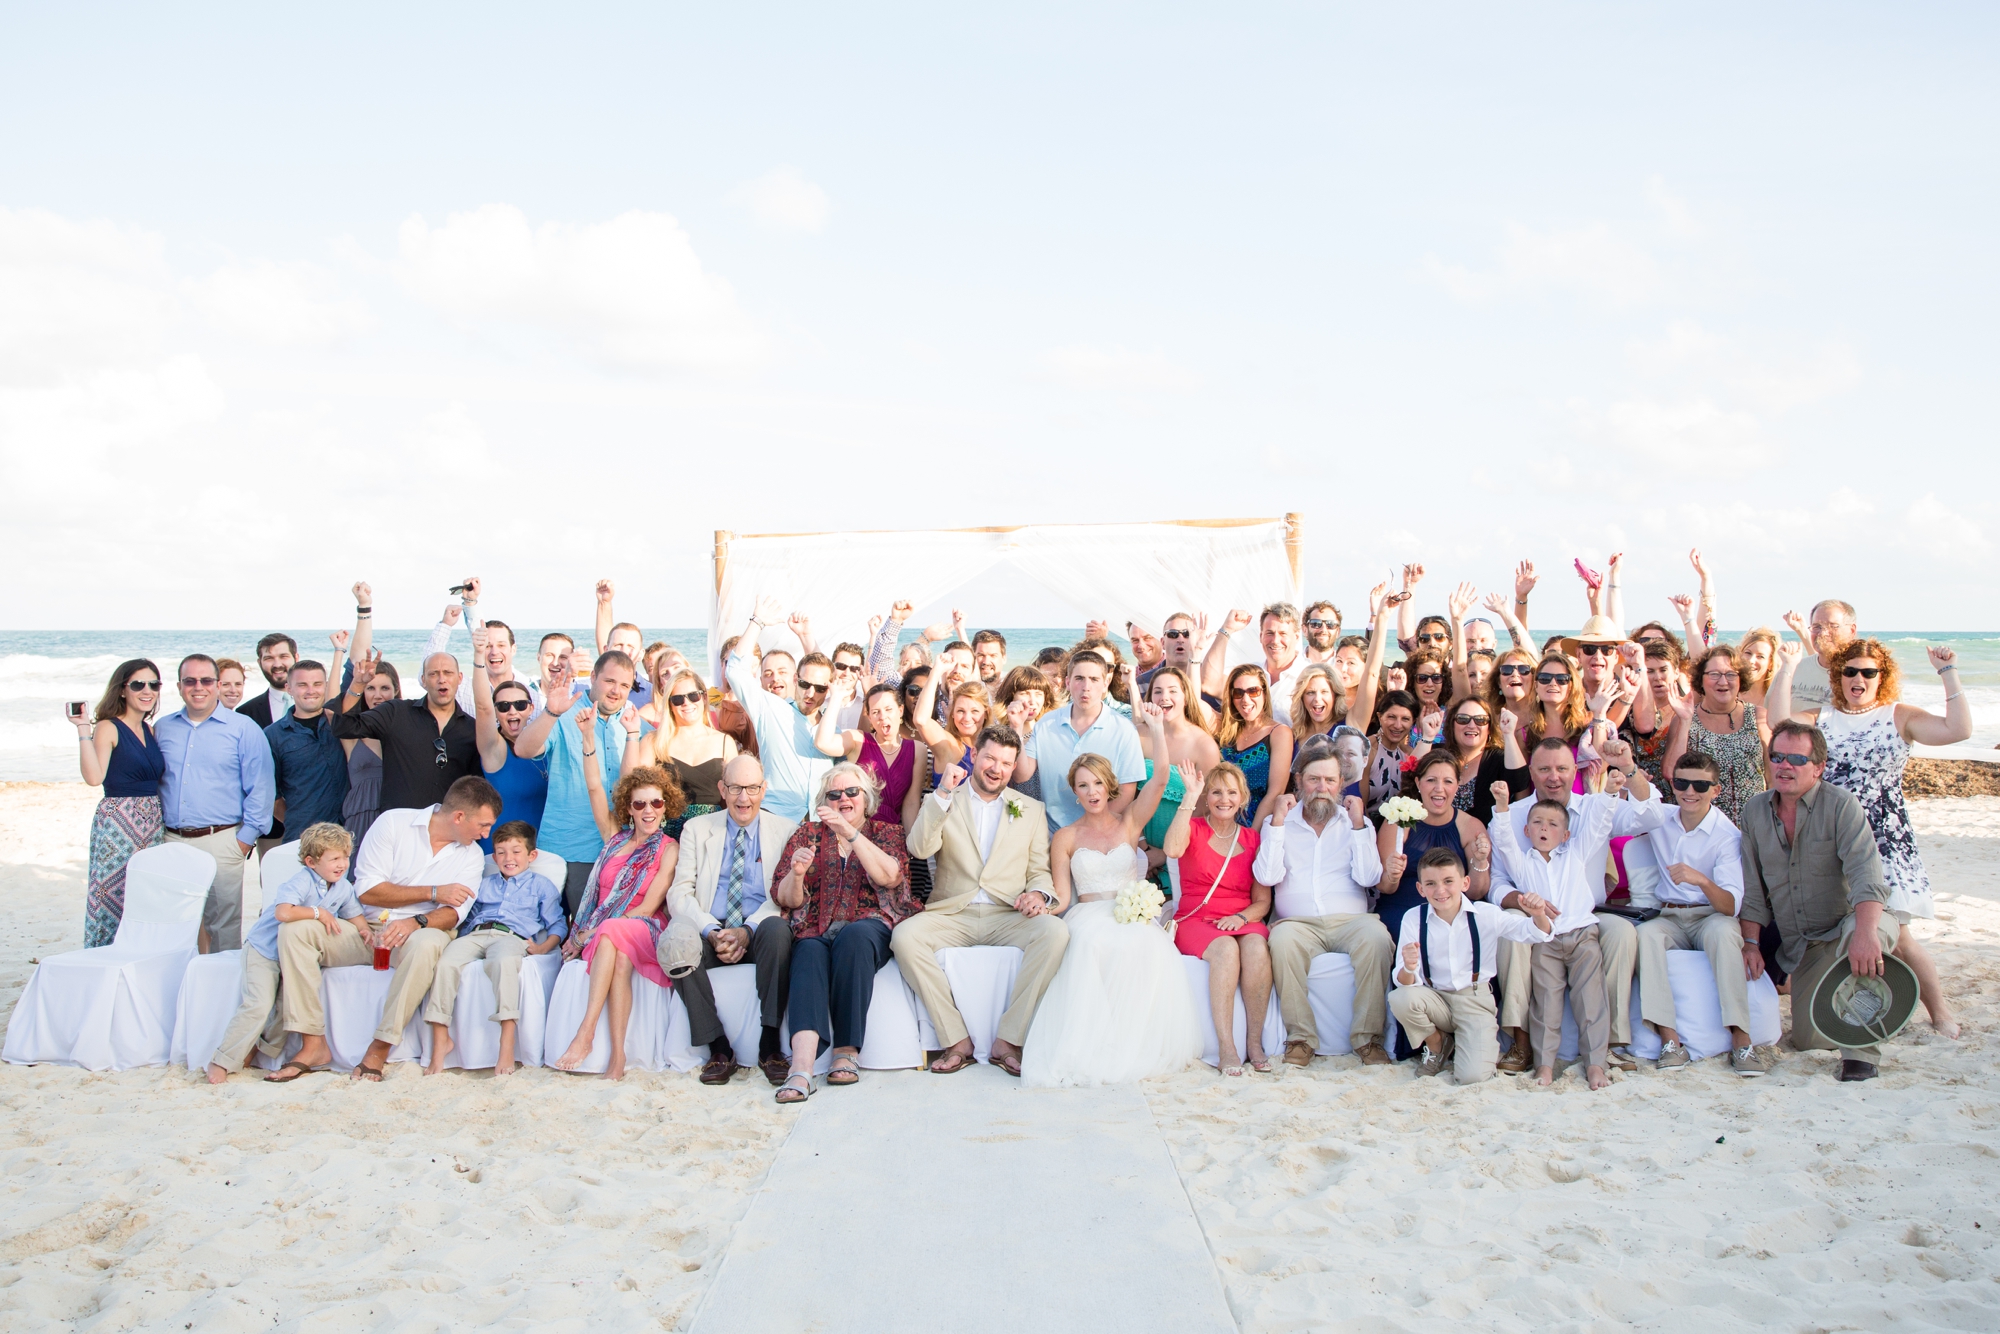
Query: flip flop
1247,1054,1273,1073
988,1049,1022,1078
264,1060,329,1084
775,1073,814,1104
350,1062,385,1083
929,1047,976,1074
1222,1065,1245,1077
826,1054,860,1086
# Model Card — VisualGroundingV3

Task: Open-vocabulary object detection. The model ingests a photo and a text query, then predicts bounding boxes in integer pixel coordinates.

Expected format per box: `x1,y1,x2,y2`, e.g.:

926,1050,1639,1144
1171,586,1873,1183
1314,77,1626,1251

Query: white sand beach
3,782,1996,1330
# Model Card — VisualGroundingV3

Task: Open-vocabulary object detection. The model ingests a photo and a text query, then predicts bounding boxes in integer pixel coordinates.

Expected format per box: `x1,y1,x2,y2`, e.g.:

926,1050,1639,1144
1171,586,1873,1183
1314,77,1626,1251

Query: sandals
1248,1054,1273,1073
1222,1064,1245,1077
265,1060,329,1084
774,1073,814,1104
349,1062,384,1083
988,1048,1022,1078
929,1047,977,1074
826,1054,860,1086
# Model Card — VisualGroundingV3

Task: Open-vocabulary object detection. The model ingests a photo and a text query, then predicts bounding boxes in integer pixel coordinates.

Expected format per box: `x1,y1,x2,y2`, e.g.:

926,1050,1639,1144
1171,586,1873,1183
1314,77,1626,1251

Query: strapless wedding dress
1020,845,1203,1088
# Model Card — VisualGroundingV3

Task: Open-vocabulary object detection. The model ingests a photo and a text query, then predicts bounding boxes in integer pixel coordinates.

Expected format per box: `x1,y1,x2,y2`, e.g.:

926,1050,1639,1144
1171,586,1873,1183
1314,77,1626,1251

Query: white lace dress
1020,846,1204,1088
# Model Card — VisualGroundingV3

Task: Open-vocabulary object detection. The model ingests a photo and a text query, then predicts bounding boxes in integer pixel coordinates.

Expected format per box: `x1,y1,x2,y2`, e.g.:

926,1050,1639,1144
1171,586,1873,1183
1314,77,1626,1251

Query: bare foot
1587,1065,1609,1090
1929,1009,1962,1040
495,1057,517,1076
292,1036,332,1070
553,1035,592,1072
424,1028,454,1076
1535,1066,1554,1087
605,1053,627,1081
205,1062,231,1085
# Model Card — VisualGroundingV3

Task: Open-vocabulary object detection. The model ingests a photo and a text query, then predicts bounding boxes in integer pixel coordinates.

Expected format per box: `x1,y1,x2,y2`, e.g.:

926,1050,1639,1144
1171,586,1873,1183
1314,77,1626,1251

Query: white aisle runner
688,1068,1237,1334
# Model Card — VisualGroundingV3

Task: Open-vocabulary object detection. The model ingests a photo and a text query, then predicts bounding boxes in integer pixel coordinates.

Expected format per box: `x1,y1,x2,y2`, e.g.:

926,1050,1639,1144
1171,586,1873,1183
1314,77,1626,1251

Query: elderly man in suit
891,723,1066,1076
665,754,799,1086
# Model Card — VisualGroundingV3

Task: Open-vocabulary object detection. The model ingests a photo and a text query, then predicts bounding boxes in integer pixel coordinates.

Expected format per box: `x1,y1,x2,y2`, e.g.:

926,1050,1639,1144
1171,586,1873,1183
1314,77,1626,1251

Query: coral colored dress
579,844,672,989
1170,821,1268,958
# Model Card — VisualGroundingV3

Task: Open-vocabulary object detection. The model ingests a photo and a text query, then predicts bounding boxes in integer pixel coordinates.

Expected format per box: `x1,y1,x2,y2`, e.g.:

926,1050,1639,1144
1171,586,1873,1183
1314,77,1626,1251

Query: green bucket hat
1808,953,1919,1050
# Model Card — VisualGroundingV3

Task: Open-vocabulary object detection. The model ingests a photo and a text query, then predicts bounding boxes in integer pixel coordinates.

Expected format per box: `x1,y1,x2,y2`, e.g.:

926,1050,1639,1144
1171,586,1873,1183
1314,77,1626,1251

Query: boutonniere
1004,797,1024,822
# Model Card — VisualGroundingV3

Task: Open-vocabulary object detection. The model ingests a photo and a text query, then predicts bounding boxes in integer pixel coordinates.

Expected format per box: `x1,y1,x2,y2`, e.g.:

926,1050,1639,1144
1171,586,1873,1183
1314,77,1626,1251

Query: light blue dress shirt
243,865,364,960
461,869,569,942
155,706,274,837
1020,703,1147,832
723,652,831,823
706,818,767,933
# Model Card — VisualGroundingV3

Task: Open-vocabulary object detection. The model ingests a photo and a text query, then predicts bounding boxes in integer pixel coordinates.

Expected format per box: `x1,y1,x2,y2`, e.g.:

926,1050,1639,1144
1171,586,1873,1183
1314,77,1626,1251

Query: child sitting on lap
422,821,567,1076
1390,847,1554,1084
206,822,368,1085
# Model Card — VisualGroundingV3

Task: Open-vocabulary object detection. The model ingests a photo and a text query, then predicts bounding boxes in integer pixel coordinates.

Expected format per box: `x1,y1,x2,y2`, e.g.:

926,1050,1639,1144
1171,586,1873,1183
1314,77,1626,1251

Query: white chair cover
1182,956,1285,1068
171,950,255,1071
1625,955,1783,1061
1304,952,1358,1056
777,959,927,1073
926,946,1023,1063
261,841,302,897
540,957,676,1073
4,843,215,1070
322,965,429,1069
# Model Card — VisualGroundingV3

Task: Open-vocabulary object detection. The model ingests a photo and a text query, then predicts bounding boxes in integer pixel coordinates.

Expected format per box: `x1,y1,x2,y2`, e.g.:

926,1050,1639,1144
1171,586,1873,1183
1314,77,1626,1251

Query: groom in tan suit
891,724,1066,1076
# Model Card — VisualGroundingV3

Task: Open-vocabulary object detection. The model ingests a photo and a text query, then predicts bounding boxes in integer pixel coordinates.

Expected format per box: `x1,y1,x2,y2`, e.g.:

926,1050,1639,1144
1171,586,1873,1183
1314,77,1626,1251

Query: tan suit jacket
906,785,1054,913
667,808,800,934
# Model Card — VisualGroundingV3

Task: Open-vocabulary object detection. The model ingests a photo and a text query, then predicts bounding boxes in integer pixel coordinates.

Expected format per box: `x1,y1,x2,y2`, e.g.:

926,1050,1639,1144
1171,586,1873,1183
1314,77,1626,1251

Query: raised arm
514,670,578,760
344,581,375,696
1122,706,1175,836
910,668,959,761
1689,548,1717,648
787,610,818,659
74,713,114,786
1668,593,1704,655
1603,552,1625,630
1396,564,1423,649
1621,642,1656,735
1766,634,1806,726
1511,561,1537,647
470,623,507,771
1481,590,1531,652
1253,725,1294,828
814,676,861,758
1159,765,1208,858
593,579,615,656
575,710,619,839
1349,587,1405,731
1201,609,1251,699
1901,645,1974,746
868,602,910,683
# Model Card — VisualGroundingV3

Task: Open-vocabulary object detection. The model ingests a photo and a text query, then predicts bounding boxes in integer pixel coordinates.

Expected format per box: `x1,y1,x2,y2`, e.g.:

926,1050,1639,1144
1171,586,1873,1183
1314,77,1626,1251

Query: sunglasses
1413,673,1444,685
1231,686,1264,698
668,691,704,707
1536,672,1571,686
1452,713,1489,728
1162,628,1192,639
433,738,450,768
181,675,218,687
1578,643,1615,657
1304,618,1338,630
127,679,162,692
1416,631,1448,643
797,681,830,695
1769,751,1815,767
494,698,532,714
824,787,864,802
832,662,862,675
1497,663,1533,678
1841,666,1880,680
630,797,668,811
1671,777,1715,793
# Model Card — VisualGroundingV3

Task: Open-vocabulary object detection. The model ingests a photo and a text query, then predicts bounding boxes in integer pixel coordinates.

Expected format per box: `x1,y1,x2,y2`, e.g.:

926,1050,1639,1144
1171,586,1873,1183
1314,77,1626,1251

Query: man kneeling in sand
890,724,1065,1076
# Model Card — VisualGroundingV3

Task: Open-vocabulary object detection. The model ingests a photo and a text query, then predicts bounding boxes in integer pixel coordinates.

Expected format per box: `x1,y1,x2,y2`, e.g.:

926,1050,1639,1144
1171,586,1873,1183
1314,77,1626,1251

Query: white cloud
0,206,175,382
728,166,832,234
1041,344,1204,393
1645,175,1705,240
1427,221,1665,308
190,258,373,345
396,204,764,372
1898,494,1991,559
1568,394,1771,467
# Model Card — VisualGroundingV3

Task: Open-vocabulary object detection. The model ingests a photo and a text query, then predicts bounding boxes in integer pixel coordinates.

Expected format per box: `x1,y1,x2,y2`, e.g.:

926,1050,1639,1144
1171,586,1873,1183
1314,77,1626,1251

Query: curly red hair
1827,638,1902,709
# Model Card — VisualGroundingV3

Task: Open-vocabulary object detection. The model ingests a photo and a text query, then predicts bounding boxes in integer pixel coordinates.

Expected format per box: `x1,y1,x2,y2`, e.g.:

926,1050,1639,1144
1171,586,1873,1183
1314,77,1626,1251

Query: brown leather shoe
1496,1032,1532,1074
698,1053,737,1085
1353,1041,1393,1066
1282,1040,1315,1068
759,1053,791,1087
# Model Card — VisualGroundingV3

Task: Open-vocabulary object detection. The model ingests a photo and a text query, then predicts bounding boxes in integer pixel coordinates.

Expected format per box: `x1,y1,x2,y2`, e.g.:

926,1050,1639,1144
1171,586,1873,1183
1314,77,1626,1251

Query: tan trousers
275,917,452,1045
1496,909,1634,1043
1531,924,1610,1069
1268,912,1393,1049
1639,906,1750,1036
1388,983,1500,1083
423,931,533,1026
1789,914,1902,1063
166,826,250,952
891,903,1070,1048
210,948,286,1073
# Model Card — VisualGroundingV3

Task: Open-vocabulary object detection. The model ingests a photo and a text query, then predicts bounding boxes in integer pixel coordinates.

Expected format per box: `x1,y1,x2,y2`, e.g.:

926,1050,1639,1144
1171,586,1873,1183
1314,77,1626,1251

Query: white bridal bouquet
1113,880,1167,925
1378,795,1427,851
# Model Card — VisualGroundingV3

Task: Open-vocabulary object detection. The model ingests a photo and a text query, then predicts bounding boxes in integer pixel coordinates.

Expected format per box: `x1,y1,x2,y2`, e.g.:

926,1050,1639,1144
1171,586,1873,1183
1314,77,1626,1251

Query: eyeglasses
1497,663,1533,678
1578,643,1615,657
1304,618,1338,630
1670,777,1715,793
1841,666,1880,680
1702,670,1739,682
181,675,218,687
127,680,161,692
494,699,532,714
630,797,667,811
823,787,864,802
1452,714,1489,728
668,691,704,707
722,783,765,797
1769,751,1815,767
433,738,450,768
1231,686,1264,698
1413,673,1444,685
1536,672,1571,686
832,662,862,675
1162,628,1192,640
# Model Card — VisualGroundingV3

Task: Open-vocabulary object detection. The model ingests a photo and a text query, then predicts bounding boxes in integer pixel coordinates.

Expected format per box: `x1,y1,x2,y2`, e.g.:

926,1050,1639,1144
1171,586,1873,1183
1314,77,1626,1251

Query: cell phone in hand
448,583,471,595
66,701,85,720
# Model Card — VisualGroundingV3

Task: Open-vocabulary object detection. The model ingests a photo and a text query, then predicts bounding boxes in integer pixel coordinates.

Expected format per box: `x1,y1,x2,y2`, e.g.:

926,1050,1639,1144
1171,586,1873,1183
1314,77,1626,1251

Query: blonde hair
297,822,354,862
1288,664,1343,740
1217,664,1273,748
947,680,1000,743
660,668,711,741
1067,752,1121,799
1736,628,1780,694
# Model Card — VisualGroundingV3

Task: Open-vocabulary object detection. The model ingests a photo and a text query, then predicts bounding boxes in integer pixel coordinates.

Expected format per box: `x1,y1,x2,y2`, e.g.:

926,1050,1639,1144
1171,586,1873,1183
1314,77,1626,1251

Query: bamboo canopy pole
1283,511,1304,596
713,530,733,595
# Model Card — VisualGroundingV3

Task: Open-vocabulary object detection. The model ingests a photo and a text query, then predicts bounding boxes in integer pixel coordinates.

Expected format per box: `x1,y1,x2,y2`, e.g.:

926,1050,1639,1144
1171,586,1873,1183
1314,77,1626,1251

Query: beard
1303,795,1337,825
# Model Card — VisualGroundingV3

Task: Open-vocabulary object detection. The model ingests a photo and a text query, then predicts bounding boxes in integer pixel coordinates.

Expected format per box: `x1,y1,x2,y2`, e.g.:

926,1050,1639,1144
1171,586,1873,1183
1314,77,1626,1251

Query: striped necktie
720,824,748,929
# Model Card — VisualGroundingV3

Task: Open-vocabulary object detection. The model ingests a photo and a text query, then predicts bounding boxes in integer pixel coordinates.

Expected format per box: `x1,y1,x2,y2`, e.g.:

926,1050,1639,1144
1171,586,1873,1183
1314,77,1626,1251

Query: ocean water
3,627,1995,783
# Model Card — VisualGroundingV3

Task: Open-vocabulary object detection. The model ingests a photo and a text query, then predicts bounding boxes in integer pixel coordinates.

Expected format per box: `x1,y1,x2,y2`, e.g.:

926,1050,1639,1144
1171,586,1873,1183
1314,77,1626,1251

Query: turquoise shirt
537,705,653,863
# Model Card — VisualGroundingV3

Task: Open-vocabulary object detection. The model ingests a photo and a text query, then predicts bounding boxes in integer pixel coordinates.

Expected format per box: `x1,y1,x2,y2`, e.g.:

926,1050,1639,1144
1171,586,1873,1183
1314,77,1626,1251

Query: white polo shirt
351,805,486,922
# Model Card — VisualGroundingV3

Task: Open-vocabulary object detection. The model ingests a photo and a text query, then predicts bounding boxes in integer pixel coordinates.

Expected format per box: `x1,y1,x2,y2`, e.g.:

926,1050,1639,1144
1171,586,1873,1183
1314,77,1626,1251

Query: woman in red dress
1162,762,1273,1076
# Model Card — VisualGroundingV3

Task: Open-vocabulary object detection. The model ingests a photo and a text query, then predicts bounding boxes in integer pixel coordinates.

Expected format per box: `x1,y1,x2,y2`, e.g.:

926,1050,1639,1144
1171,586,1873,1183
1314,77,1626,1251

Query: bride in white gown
1022,704,1204,1088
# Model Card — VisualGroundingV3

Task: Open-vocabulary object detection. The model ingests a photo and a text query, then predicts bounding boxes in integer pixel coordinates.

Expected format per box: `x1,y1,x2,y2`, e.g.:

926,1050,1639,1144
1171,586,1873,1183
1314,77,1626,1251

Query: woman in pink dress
551,756,683,1079
1162,762,1273,1076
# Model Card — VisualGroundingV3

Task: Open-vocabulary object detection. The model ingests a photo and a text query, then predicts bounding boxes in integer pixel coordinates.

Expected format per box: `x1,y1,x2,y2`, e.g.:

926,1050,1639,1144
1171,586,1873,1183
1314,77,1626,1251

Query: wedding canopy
709,514,1304,673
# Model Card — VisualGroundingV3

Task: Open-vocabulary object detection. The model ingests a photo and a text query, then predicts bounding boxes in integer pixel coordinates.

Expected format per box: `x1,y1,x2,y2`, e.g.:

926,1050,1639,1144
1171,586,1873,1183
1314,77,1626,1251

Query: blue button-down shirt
265,709,349,834
461,869,569,943
244,865,364,960
1020,703,1147,832
156,706,274,837
706,817,767,932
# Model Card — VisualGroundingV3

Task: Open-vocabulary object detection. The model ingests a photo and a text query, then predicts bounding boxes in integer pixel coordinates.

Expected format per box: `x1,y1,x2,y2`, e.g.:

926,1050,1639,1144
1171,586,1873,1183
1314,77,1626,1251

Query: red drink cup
373,942,391,970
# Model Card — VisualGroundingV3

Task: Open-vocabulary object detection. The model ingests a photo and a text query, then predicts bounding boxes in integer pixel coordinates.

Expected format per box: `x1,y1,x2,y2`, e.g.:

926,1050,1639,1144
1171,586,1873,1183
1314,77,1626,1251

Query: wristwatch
414,913,430,930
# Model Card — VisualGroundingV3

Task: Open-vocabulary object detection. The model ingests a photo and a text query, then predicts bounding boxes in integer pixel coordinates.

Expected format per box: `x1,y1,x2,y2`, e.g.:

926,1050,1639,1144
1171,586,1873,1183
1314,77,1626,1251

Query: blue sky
1,4,1993,631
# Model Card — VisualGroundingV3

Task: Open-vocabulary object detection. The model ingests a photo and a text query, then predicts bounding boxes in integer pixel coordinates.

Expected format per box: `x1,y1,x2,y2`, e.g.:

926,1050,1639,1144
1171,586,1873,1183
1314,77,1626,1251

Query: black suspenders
1418,903,1480,991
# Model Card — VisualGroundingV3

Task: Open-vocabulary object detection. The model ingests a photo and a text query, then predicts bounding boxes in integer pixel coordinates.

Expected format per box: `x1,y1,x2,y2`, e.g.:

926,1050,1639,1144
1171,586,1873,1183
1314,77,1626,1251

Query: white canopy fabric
709,516,1303,672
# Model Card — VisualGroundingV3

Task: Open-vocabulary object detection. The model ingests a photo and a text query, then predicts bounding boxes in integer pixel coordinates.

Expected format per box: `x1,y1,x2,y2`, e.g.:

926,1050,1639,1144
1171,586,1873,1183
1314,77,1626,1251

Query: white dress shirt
1625,806,1745,914
1488,791,1665,900
1252,806,1383,920
937,786,1007,905
351,805,487,923
1267,654,1308,729
1395,898,1553,991
1489,799,1617,934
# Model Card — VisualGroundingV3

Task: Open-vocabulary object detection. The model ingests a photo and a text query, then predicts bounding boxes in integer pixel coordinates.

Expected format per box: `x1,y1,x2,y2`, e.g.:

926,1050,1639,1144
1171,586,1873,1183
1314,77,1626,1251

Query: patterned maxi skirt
85,795,164,947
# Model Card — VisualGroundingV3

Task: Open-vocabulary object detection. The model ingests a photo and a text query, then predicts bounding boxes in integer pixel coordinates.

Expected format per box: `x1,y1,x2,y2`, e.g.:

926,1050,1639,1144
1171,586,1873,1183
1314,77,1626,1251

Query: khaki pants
423,930,534,1027
166,826,250,952
1531,924,1610,1070
1496,909,1635,1043
891,903,1070,1048
1789,913,1902,1063
1639,906,1750,1036
1268,912,1393,1050
1389,983,1500,1083
275,917,452,1045
210,948,286,1073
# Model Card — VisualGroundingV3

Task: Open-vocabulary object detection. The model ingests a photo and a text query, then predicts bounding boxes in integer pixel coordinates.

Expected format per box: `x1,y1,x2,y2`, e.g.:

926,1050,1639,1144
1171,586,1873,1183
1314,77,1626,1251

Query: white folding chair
445,850,568,1070
5,843,215,1070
